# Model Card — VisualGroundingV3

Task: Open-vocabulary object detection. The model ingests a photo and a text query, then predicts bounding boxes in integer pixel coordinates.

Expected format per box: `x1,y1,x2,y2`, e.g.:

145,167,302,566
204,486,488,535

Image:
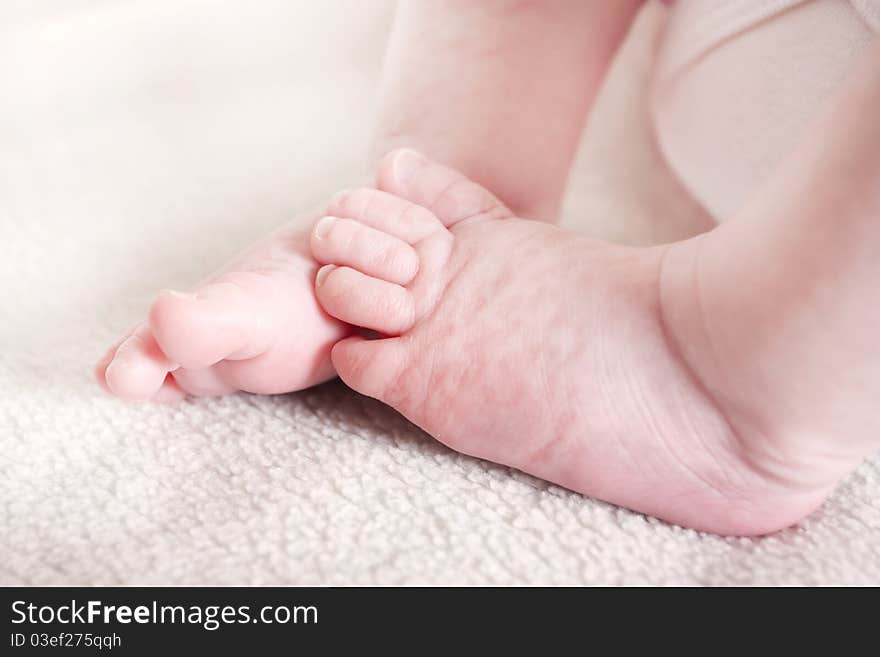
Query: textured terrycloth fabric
2,1,878,585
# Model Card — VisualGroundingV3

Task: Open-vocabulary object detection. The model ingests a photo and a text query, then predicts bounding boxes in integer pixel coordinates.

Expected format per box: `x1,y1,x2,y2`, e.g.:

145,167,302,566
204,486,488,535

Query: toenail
315,264,336,287
313,216,336,240
392,149,427,185
162,289,194,300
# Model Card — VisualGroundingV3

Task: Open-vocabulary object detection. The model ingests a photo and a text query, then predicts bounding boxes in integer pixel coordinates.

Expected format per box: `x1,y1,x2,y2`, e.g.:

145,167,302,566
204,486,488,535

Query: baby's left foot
310,150,835,536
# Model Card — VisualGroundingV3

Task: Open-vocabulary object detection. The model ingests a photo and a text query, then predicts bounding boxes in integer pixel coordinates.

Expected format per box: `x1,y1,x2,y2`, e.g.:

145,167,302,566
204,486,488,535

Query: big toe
376,148,512,227
149,278,276,370
331,335,410,407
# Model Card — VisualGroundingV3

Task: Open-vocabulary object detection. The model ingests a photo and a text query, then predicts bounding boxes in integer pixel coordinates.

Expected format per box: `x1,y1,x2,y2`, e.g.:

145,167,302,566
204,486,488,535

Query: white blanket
2,0,877,585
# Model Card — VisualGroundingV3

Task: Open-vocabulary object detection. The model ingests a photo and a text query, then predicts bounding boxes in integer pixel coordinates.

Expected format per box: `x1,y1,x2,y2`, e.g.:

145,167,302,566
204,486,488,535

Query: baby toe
314,264,415,335
326,187,444,244
149,280,275,370
376,148,512,227
331,335,410,406
104,325,174,400
95,325,138,393
310,215,419,285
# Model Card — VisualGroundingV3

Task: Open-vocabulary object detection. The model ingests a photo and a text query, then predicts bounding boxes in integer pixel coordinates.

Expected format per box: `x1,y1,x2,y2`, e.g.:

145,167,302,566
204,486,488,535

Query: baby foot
310,149,832,535
96,216,347,400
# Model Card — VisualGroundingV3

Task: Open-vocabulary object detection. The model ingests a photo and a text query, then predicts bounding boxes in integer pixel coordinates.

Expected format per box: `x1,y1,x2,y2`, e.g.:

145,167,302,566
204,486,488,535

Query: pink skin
96,1,639,401
310,150,822,536
95,0,880,535
95,218,346,400
312,94,880,534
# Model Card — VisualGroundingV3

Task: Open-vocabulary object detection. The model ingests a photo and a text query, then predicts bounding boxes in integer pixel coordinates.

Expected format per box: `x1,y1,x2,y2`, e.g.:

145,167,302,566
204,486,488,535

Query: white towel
2,0,878,585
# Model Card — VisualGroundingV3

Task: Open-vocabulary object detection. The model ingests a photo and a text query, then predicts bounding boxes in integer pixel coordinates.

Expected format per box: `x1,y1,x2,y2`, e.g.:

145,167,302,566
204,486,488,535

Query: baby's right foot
310,149,854,536
96,214,348,401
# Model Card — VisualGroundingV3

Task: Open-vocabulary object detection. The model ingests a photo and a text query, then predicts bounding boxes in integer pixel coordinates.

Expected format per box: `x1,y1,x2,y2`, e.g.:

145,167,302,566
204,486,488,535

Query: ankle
657,237,854,523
